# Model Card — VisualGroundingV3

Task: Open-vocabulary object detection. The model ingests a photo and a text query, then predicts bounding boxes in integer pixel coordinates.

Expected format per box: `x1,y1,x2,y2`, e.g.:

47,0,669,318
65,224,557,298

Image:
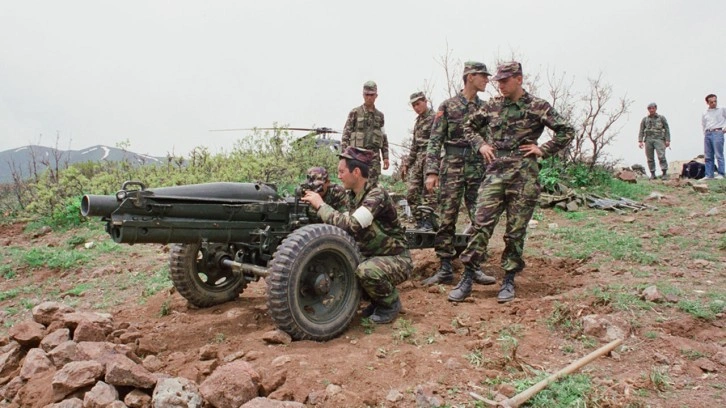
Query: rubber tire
267,224,362,341
169,242,246,307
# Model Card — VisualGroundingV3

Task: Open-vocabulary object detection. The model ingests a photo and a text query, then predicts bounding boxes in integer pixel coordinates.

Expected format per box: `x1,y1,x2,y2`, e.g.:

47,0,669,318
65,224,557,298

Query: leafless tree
436,41,463,98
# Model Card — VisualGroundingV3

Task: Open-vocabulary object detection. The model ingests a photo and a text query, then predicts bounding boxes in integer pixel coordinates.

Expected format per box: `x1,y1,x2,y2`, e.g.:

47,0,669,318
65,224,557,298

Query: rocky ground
0,178,724,407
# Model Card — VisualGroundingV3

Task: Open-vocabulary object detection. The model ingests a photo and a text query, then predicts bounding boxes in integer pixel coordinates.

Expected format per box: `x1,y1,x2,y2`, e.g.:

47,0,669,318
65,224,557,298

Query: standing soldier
302,147,412,324
342,81,390,185
401,91,436,230
638,102,671,180
303,166,349,223
450,61,575,304
422,61,497,287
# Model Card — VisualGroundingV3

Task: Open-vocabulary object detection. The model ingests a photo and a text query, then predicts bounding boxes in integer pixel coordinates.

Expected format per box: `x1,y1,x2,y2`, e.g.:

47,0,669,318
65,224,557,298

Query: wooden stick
472,338,623,407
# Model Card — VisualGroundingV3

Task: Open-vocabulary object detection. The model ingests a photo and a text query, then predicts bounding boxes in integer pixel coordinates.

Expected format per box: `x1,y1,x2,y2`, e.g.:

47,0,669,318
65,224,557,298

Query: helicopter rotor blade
208,126,341,134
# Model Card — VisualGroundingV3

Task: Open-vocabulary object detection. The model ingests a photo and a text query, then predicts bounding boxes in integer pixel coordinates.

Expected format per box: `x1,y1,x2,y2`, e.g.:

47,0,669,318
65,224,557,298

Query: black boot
473,267,496,285
649,172,657,180
661,170,668,180
448,266,474,302
420,219,434,232
421,258,454,286
497,273,516,303
370,298,401,324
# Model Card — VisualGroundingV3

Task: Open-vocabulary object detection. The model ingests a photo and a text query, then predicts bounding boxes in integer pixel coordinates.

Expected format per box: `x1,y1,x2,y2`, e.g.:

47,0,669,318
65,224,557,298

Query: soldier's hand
425,174,439,192
638,141,644,149
520,144,543,158
383,159,390,170
665,141,670,148
302,191,324,210
479,144,495,162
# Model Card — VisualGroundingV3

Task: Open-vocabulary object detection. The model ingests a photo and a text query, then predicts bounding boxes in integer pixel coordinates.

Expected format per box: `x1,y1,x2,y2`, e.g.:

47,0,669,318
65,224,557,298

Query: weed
360,318,375,335
513,372,598,407
644,331,658,339
141,266,172,298
678,299,717,320
392,318,417,344
648,366,671,392
0,264,16,279
680,349,705,360
497,330,519,362
561,344,575,354
22,247,91,270
464,350,483,367
579,335,597,349
546,302,582,335
159,299,172,317
212,333,226,343
66,283,92,297
0,289,20,301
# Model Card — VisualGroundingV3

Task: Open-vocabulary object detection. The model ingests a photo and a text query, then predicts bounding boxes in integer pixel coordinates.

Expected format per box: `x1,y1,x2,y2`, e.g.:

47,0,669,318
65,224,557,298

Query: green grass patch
65,283,93,297
141,266,172,298
22,247,91,270
513,372,599,407
392,318,417,344
0,288,20,301
591,284,654,312
548,224,658,264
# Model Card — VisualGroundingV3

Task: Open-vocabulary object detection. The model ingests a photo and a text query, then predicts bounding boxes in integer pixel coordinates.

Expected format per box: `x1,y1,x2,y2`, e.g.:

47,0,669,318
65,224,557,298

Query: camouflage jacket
306,183,349,223
405,108,436,168
424,91,484,175
463,91,574,159
638,114,670,142
342,105,389,160
317,182,407,258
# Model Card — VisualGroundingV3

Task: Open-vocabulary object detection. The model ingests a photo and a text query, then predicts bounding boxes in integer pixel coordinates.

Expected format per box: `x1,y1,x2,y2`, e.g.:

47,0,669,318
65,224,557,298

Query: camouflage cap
492,61,523,81
306,166,329,182
463,61,491,76
339,146,374,167
647,102,657,108
409,91,426,105
363,81,378,95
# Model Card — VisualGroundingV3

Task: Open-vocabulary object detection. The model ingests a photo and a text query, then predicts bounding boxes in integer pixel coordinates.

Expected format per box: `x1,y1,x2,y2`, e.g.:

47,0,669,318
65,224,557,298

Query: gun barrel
81,195,120,217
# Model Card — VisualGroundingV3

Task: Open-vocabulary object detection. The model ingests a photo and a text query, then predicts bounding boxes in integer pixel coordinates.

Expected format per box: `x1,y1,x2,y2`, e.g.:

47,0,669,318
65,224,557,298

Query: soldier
422,61,497,287
400,91,436,230
341,81,390,185
450,61,575,304
302,147,412,324
638,102,671,180
303,166,349,223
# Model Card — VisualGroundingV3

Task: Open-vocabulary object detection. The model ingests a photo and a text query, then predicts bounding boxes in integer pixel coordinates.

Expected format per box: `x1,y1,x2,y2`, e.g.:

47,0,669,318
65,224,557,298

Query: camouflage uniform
638,104,670,178
405,92,437,226
304,167,349,223
317,149,411,309
424,91,486,258
342,81,389,185
460,67,575,281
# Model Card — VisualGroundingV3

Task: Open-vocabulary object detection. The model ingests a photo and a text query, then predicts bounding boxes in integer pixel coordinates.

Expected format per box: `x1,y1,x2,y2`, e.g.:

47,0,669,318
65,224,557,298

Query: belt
444,145,472,156
494,149,524,158
706,128,723,132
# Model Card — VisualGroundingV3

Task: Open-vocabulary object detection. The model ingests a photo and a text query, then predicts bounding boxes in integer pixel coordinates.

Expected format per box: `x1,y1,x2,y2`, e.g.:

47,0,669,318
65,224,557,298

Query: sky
2,1,724,174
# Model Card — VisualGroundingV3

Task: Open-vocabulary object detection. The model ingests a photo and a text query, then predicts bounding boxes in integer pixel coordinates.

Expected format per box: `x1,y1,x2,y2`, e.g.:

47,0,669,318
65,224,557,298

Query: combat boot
447,264,475,302
473,267,496,285
361,303,377,318
649,172,657,180
661,170,668,180
370,298,401,324
420,219,434,232
497,273,516,303
421,258,454,286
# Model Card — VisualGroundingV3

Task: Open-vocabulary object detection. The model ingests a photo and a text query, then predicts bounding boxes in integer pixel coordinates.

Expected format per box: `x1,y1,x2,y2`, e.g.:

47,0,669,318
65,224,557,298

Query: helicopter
209,126,342,152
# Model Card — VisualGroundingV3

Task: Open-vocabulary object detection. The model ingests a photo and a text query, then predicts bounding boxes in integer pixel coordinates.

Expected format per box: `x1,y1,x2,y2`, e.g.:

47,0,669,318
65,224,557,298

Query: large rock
104,353,157,389
8,320,46,348
152,377,203,408
32,301,75,326
0,341,23,382
40,328,72,352
19,348,54,380
582,314,628,342
199,360,261,408
51,360,105,401
83,381,119,408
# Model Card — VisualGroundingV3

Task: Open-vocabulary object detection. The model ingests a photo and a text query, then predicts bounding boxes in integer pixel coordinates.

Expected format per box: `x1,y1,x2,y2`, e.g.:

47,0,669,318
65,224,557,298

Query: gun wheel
267,224,361,341
169,243,246,307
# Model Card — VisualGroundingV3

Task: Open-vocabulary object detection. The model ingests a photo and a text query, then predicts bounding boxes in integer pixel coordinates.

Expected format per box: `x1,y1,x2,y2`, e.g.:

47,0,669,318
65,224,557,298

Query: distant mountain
0,145,165,184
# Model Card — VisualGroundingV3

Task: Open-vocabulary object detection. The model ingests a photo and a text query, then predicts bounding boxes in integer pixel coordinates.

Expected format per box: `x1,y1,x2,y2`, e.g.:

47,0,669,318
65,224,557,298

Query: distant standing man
303,166,349,223
702,94,726,180
400,91,436,230
302,147,412,324
422,61,497,287
450,62,575,304
342,81,390,185
638,102,671,180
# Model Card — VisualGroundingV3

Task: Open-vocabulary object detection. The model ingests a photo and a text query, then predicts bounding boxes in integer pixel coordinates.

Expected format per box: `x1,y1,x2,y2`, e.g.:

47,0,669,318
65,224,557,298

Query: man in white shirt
702,94,726,179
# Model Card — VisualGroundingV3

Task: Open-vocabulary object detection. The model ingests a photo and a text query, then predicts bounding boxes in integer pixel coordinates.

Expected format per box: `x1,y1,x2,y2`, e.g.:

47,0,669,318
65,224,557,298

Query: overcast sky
2,1,724,173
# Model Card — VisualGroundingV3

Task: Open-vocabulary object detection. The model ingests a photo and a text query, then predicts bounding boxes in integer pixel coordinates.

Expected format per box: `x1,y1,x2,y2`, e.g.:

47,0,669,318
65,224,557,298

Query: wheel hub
312,272,331,296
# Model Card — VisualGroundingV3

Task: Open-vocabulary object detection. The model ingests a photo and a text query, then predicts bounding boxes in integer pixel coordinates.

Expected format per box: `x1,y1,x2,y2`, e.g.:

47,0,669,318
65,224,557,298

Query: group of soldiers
301,60,575,325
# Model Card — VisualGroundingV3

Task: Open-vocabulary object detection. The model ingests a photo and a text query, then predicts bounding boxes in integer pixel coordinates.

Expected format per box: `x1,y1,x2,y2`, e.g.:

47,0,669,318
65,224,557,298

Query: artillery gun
81,180,470,341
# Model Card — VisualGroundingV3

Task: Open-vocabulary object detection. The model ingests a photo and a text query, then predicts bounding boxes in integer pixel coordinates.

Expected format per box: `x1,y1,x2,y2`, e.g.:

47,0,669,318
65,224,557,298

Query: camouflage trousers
434,152,484,258
644,137,668,174
369,156,382,186
406,151,437,222
459,157,540,273
356,250,412,307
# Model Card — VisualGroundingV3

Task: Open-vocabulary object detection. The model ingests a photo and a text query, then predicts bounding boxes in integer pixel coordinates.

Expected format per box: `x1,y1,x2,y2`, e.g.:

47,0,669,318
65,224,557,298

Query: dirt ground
1,179,725,407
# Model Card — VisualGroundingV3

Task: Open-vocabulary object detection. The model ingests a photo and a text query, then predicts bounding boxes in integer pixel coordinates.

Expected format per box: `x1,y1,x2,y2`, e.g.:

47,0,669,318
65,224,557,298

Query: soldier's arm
661,116,671,142
318,190,382,235
341,109,356,149
424,104,447,176
538,103,576,158
638,118,646,142
381,129,390,161
463,108,490,152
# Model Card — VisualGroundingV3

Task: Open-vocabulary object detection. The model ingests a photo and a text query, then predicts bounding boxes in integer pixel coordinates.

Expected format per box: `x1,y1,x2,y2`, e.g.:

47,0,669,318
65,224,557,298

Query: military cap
462,61,491,76
363,81,378,95
339,146,374,167
306,166,329,182
492,61,523,81
409,91,426,105
647,102,657,108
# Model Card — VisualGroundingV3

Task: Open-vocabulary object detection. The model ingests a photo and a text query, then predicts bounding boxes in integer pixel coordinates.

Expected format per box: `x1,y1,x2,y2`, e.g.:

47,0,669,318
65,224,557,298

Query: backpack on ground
681,161,705,179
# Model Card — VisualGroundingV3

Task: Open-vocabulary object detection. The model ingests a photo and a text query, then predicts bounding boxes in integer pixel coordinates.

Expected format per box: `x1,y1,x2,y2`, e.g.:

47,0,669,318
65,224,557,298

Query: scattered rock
32,225,53,238
616,169,637,183
581,315,628,342
622,216,636,223
199,344,219,361
705,207,719,216
641,286,663,303
414,383,442,408
241,397,305,407
262,330,292,345
497,383,517,398
691,184,708,193
199,360,260,408
386,389,404,402
694,357,719,372
325,383,343,397
152,377,203,408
